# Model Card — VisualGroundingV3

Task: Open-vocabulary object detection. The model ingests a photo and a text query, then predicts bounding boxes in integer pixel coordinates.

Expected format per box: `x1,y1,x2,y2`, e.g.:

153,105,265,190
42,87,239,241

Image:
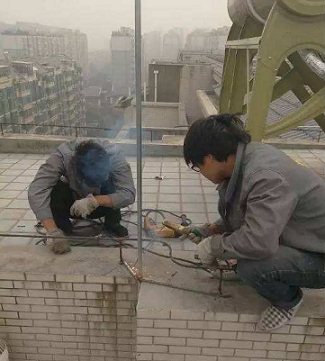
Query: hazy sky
0,0,231,50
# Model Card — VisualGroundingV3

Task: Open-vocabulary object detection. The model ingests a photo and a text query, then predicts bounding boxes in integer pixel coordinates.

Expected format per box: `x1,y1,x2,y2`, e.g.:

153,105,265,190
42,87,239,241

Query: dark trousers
236,245,325,309
50,180,121,234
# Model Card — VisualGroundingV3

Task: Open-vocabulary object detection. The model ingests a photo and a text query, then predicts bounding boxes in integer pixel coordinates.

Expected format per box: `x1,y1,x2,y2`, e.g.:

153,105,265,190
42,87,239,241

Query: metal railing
0,122,189,142
296,126,324,143
1,121,323,143
0,122,115,138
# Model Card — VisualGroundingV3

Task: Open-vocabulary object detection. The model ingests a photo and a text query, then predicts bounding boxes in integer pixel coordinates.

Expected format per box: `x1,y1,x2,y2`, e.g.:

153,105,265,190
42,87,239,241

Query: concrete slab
0,238,322,334
126,250,325,318
0,246,131,278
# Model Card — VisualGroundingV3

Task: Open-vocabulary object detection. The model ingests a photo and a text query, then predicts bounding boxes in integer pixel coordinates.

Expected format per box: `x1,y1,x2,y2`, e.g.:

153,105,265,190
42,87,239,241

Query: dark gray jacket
28,139,136,221
212,142,325,260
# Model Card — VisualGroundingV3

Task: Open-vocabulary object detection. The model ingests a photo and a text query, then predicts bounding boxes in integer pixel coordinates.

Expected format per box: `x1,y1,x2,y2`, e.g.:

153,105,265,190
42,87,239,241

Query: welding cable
18,208,222,274
127,238,207,269
1,231,239,284
33,213,230,274
128,239,240,282
3,230,209,271
120,208,192,226
34,209,191,238
33,208,194,259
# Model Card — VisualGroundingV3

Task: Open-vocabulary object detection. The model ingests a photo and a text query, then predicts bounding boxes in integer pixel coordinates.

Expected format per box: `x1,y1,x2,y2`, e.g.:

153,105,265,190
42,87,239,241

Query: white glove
46,229,71,254
179,223,212,244
70,194,99,218
197,236,215,265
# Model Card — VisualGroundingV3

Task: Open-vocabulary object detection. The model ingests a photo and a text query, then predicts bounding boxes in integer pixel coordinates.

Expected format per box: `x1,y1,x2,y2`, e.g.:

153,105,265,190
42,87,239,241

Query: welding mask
75,149,111,188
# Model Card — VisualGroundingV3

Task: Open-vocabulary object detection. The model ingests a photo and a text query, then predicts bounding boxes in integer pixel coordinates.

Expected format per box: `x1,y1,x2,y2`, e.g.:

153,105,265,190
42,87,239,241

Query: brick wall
136,309,325,361
0,249,323,361
0,272,137,361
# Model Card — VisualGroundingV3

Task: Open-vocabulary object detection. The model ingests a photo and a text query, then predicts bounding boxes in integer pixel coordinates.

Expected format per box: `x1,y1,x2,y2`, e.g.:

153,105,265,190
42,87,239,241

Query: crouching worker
28,139,136,255
183,114,325,331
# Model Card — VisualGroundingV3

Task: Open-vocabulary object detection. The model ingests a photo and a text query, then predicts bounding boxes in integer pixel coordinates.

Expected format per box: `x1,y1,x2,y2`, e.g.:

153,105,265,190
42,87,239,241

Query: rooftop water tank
228,0,276,25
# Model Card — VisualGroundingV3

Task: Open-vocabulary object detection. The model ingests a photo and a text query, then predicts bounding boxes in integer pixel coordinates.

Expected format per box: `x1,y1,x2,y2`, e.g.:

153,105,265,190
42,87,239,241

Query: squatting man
181,114,325,332
28,139,135,254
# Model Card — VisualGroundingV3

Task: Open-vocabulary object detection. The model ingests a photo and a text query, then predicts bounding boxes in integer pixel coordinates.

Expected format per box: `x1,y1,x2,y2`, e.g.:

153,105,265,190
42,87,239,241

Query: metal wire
140,279,225,298
0,207,239,299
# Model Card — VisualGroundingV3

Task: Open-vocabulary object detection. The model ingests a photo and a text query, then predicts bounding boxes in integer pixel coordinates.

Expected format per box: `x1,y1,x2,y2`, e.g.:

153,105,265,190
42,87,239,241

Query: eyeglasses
190,164,200,173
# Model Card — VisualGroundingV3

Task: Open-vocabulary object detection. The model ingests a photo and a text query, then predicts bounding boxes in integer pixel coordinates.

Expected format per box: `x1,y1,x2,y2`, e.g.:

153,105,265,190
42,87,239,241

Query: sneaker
257,298,303,332
105,224,129,238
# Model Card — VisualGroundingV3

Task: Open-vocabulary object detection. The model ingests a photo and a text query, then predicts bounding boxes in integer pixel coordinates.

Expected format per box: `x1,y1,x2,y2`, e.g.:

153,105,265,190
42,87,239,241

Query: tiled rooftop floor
0,148,324,247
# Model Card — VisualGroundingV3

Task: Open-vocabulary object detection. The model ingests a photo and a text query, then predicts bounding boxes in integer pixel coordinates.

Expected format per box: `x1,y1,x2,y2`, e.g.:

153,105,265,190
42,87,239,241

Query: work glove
70,194,99,218
197,236,215,266
179,223,212,244
46,229,71,255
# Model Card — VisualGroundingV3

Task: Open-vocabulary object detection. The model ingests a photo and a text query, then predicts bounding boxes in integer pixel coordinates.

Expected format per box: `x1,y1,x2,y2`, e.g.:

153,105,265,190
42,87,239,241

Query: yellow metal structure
220,0,325,141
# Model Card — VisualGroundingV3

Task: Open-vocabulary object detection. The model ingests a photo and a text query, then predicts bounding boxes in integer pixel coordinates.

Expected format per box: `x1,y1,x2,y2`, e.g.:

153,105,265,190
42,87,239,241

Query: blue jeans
236,245,325,309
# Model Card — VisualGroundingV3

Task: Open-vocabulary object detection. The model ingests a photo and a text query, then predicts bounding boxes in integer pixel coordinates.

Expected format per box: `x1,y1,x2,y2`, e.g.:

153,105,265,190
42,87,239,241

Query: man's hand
46,229,71,254
179,223,220,244
197,236,215,265
70,194,99,218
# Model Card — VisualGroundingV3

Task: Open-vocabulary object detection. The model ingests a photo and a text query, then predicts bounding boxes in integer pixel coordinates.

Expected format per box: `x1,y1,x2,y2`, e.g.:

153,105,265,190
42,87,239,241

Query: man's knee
236,258,273,286
236,259,258,283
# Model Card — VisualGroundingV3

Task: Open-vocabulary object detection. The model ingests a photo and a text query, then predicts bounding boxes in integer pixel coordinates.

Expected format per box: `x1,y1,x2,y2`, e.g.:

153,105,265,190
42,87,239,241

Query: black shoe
105,224,129,237
61,227,73,236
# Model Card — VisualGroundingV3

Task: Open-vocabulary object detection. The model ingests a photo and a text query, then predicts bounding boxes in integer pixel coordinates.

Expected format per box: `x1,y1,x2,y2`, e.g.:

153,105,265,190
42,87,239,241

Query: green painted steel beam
289,53,325,92
220,20,262,114
226,37,261,49
242,67,303,113
265,87,325,137
279,0,325,16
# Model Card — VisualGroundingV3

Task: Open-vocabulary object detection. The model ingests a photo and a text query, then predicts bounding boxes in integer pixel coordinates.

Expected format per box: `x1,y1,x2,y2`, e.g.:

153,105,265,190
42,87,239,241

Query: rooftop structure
0,1,324,360
0,143,324,360
84,86,102,108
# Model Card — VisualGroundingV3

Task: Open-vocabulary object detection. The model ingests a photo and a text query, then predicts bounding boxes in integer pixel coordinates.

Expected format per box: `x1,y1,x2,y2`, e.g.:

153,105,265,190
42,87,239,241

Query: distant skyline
0,0,231,50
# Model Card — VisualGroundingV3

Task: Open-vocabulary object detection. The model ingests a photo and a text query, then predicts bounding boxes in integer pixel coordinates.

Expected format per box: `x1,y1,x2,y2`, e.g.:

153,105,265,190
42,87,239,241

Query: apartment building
185,27,230,54
161,28,184,61
0,55,85,136
0,22,89,77
143,31,162,82
110,27,135,97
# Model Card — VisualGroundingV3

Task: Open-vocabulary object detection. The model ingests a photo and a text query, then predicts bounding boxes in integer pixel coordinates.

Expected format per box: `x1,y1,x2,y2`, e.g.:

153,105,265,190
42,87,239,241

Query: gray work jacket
28,139,136,221
212,142,325,260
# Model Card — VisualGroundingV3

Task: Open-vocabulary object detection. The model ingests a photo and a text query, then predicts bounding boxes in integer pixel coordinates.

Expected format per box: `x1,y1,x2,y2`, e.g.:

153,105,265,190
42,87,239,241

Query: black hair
75,140,107,159
183,114,251,166
75,140,111,187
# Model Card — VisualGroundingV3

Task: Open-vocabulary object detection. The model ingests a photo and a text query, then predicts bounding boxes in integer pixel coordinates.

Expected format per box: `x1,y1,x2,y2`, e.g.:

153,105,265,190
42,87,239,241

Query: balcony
0,76,11,86
47,93,57,100
49,103,58,111
22,103,34,111
45,81,55,88
23,115,34,124
17,89,30,98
